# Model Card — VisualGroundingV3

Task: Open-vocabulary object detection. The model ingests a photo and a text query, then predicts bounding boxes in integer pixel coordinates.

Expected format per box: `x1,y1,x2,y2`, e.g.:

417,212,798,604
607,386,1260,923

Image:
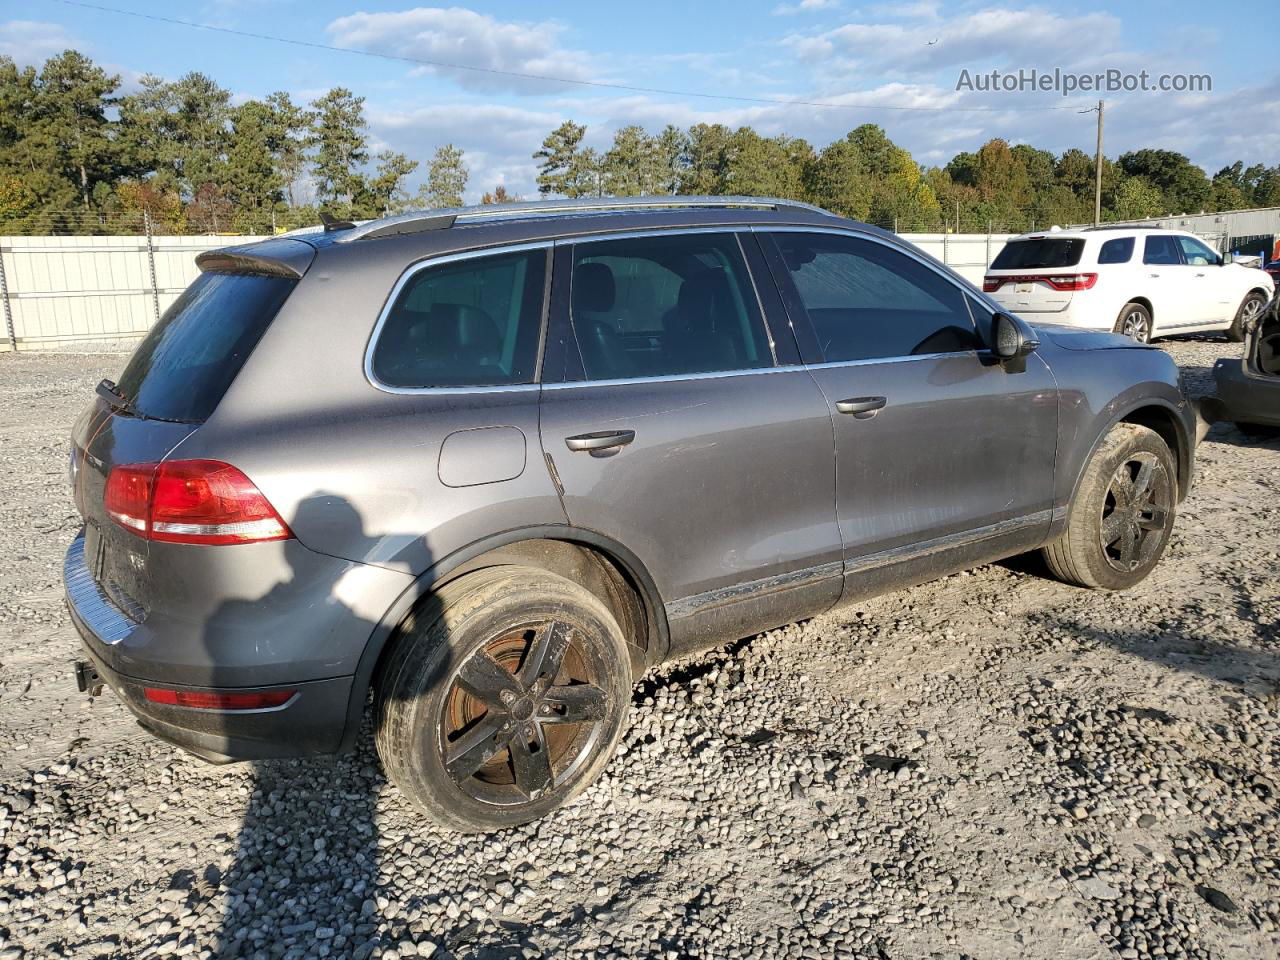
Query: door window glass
1175,235,1220,266
770,232,981,362
1143,235,1183,266
372,249,546,388
570,233,773,380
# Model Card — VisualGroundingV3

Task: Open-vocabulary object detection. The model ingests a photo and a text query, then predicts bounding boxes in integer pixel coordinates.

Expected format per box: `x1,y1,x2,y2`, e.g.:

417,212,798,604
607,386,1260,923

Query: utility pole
1093,99,1104,226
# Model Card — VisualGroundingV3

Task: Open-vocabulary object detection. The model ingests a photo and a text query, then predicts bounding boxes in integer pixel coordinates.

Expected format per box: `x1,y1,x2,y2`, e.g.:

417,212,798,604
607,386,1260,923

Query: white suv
984,227,1274,342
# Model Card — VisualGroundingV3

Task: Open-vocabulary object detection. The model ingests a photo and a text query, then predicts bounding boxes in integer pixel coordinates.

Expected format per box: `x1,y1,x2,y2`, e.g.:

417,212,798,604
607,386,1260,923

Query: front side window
1176,235,1220,266
570,233,773,381
770,232,981,362
372,249,546,388
1143,235,1183,266
1097,237,1135,264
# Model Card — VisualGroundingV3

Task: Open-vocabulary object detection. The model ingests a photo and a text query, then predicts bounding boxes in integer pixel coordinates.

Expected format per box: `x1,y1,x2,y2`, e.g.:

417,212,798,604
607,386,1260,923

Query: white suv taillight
105,459,292,545
984,273,1098,293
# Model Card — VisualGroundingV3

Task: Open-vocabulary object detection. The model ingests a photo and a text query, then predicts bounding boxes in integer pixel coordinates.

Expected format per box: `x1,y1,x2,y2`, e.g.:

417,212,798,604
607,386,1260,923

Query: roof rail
330,195,836,243
1082,224,1170,231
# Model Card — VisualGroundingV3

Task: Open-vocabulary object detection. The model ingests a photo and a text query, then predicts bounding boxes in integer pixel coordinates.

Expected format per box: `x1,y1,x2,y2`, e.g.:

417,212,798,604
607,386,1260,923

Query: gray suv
66,197,1200,831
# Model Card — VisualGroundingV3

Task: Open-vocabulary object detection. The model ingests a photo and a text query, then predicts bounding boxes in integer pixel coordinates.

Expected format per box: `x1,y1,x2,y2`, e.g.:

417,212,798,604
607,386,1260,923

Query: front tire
1043,423,1177,590
1227,291,1267,343
1114,302,1153,343
375,566,633,833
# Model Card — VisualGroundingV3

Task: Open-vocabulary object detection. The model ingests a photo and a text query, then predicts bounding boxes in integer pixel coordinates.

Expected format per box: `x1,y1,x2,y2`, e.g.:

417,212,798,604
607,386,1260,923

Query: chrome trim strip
363,241,553,396
542,364,805,391
843,510,1053,576
665,561,844,621
64,534,136,646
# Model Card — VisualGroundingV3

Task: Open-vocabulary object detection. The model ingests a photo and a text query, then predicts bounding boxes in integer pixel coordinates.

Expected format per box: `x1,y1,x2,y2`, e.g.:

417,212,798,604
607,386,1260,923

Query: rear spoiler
195,237,316,280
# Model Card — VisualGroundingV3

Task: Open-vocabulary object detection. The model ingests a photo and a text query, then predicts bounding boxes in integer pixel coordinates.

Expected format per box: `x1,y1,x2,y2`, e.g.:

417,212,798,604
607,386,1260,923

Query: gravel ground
1,340,1277,960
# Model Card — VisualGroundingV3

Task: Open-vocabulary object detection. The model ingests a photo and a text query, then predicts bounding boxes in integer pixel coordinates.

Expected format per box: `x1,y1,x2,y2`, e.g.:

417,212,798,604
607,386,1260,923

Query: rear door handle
565,430,636,454
835,396,887,419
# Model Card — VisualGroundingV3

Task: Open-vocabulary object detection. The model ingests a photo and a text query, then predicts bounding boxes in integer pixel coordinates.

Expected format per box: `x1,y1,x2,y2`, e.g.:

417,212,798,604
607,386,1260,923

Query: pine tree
225,100,284,230
308,87,369,211
418,144,468,209
364,150,418,215
32,51,119,212
265,91,312,207
602,126,664,196
534,121,596,198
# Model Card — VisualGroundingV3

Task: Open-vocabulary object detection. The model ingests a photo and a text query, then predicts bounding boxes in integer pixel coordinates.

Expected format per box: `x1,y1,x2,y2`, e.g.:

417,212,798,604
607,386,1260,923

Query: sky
3,0,1278,203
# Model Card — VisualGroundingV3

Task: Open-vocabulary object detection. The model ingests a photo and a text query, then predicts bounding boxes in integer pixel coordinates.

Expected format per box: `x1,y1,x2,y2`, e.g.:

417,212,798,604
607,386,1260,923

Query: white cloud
0,20,80,66
773,0,839,15
785,7,1125,79
325,7,594,95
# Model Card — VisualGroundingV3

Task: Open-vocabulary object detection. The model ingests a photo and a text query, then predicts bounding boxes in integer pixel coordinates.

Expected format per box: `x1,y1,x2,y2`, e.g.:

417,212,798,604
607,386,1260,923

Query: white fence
0,231,1008,353
0,234,267,352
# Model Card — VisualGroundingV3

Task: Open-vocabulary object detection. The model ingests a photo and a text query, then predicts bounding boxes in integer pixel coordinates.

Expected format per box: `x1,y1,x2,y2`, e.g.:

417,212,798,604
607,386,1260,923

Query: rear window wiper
96,378,142,418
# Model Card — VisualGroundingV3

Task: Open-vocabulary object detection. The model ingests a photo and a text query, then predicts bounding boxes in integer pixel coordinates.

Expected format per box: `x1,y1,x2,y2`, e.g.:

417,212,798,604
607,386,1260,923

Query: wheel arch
1066,399,1193,519
335,526,667,753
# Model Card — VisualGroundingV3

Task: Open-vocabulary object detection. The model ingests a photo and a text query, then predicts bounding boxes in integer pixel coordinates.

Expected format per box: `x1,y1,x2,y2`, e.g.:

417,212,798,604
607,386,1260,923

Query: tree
806,134,873,219
534,121,596,197
265,91,312,207
418,144,468,208
722,128,806,199
602,125,664,196
309,87,368,211
186,181,233,232
1117,149,1211,214
1109,176,1165,220
481,184,520,204
31,51,119,211
655,125,688,195
681,123,731,195
224,100,284,230
363,150,417,215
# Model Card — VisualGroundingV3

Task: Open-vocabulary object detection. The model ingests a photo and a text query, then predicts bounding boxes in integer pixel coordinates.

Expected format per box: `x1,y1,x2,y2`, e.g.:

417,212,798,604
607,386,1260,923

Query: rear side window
1097,237,1134,264
115,271,296,423
570,233,772,380
1143,235,1183,265
372,249,546,389
771,232,980,362
991,238,1085,269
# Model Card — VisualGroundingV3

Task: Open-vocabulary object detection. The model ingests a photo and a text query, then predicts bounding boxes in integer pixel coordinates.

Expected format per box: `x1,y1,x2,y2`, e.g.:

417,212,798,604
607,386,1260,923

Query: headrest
574,261,616,313
675,268,734,332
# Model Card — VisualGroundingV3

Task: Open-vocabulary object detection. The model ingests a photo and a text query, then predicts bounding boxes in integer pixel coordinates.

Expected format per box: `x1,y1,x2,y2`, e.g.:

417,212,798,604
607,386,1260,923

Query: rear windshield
115,271,296,422
991,238,1086,270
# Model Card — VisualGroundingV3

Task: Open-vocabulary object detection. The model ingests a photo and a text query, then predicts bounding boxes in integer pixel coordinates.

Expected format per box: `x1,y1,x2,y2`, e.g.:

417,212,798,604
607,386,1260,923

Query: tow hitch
74,659,104,698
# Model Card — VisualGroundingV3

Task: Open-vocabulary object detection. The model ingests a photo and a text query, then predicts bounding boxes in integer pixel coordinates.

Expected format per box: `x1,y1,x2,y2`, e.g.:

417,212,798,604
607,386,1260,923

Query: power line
48,0,1092,114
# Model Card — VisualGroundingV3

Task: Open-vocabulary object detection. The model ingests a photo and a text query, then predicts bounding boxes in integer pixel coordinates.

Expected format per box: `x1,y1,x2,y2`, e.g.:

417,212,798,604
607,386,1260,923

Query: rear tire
1113,302,1153,343
375,566,632,833
1227,291,1268,343
1043,423,1177,590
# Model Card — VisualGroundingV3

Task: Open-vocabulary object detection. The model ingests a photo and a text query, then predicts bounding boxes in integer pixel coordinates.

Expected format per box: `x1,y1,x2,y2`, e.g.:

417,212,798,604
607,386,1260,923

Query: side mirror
992,311,1038,363
1222,252,1235,265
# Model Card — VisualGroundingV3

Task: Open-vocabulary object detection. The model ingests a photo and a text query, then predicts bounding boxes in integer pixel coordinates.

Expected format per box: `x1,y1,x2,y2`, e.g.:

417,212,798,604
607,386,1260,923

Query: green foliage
308,87,369,212
534,121,596,198
3,48,1279,236
419,144,468,209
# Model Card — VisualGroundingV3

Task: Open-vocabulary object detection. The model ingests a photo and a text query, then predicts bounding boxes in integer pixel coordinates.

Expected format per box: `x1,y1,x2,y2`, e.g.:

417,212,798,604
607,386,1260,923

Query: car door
1142,234,1194,331
1175,234,1234,326
537,229,843,658
759,229,1058,597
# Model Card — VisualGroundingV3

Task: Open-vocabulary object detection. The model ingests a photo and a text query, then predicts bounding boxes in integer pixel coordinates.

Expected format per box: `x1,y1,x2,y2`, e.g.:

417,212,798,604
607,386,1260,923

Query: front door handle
565,430,636,454
835,396,887,419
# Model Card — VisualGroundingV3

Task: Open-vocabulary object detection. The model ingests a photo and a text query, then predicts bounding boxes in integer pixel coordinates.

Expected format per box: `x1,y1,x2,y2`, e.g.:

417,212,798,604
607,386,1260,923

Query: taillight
104,459,292,545
984,273,1098,293
143,687,295,710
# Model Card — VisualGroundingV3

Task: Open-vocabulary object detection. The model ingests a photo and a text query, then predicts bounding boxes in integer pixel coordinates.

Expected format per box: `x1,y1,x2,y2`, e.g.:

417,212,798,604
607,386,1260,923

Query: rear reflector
105,459,292,545
143,688,295,710
984,273,1098,293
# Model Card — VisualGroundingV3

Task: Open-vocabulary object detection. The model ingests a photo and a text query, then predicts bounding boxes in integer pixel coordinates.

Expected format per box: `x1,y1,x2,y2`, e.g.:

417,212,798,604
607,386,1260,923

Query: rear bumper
64,532,360,762
1213,359,1280,427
